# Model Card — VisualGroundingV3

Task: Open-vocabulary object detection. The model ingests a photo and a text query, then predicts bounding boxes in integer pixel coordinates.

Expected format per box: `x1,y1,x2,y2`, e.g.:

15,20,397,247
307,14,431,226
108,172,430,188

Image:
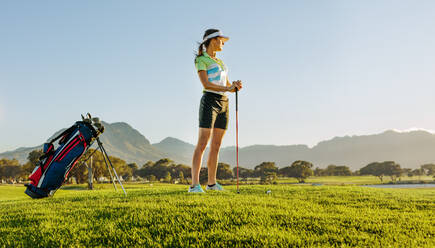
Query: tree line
1,149,434,184
358,161,435,182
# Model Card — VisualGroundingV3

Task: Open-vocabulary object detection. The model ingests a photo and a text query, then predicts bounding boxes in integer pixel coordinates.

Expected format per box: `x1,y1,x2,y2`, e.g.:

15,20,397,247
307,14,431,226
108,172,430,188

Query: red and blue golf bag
25,121,98,198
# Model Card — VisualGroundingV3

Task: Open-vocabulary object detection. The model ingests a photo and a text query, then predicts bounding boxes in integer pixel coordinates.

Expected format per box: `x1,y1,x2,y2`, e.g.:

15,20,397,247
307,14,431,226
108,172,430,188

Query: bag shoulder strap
49,124,78,144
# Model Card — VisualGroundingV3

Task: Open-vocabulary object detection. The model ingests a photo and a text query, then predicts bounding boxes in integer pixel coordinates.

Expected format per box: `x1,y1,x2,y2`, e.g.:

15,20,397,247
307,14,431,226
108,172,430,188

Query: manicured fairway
0,184,434,247
275,175,435,185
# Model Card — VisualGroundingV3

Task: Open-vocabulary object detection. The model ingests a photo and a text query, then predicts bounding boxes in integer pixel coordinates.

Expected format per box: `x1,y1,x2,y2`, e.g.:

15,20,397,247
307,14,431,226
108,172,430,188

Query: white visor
202,31,229,43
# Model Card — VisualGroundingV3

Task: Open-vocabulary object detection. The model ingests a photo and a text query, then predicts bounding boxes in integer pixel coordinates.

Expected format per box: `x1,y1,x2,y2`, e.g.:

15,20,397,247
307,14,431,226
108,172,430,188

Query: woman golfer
189,29,243,193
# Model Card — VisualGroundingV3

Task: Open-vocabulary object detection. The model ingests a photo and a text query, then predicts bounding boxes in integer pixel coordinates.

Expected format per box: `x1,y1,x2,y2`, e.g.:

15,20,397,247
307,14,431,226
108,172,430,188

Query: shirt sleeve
195,57,207,71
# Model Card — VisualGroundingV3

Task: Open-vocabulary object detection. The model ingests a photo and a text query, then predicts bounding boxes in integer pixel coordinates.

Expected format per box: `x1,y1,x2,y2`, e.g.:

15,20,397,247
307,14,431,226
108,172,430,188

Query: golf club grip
235,89,238,111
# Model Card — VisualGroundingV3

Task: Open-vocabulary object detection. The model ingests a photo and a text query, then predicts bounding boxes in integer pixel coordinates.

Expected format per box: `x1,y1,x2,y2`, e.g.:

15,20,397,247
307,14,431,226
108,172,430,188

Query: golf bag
25,120,98,198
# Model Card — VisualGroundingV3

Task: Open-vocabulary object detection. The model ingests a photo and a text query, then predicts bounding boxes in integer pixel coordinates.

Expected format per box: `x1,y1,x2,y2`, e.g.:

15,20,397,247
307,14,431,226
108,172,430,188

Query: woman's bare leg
191,128,212,185
207,128,226,185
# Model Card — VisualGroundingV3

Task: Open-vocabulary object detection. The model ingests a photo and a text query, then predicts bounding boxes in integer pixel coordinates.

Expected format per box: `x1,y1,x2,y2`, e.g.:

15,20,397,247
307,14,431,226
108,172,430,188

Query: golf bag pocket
28,143,55,187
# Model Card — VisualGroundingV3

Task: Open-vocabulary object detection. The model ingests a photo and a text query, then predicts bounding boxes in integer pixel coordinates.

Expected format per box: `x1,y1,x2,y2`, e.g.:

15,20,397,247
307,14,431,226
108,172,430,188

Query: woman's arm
198,70,234,92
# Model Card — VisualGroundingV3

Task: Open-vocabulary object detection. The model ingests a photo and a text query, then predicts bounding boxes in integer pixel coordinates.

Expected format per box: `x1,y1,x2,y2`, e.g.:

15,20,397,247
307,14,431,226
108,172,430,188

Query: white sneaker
188,184,205,193
206,182,224,191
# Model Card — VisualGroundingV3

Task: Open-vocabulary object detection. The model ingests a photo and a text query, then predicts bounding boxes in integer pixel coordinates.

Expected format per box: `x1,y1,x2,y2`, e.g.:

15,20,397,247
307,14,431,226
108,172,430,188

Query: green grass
280,175,434,185
0,184,434,247
224,175,434,186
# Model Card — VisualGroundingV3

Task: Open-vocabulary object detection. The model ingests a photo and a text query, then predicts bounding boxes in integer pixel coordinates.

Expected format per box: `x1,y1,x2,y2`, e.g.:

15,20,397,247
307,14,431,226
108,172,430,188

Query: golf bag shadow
25,114,126,198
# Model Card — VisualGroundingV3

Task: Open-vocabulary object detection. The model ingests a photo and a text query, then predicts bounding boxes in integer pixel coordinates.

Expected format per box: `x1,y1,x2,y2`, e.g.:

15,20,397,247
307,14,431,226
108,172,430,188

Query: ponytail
194,39,212,63
197,43,204,57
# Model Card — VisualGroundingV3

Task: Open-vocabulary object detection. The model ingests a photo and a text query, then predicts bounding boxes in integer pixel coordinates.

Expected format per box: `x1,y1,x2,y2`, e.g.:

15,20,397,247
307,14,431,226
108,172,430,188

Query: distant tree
135,161,190,182
287,160,313,183
360,162,385,182
148,175,157,182
135,158,174,180
360,161,402,182
17,150,44,178
143,161,155,168
421,164,435,175
21,162,36,177
0,158,20,167
410,168,425,178
136,162,152,178
64,149,131,183
178,171,185,184
173,164,191,179
269,172,278,184
109,156,131,180
163,171,172,183
128,163,139,177
88,150,111,181
260,172,277,185
27,150,44,166
233,167,254,179
68,149,132,183
217,163,233,179
151,158,174,179
279,166,291,177
313,167,325,176
385,162,402,182
324,165,337,176
199,168,208,184
1,166,21,182
0,158,22,182
402,168,412,177
154,158,173,166
254,162,278,178
70,163,88,184
322,165,352,176
0,159,22,182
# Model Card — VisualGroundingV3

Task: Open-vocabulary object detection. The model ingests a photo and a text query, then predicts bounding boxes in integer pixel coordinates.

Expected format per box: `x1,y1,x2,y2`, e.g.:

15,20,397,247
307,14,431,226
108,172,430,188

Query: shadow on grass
60,185,89,190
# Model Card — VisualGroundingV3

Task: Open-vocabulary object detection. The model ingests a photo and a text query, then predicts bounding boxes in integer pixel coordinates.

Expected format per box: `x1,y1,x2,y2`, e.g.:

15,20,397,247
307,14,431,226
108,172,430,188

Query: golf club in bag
25,113,127,198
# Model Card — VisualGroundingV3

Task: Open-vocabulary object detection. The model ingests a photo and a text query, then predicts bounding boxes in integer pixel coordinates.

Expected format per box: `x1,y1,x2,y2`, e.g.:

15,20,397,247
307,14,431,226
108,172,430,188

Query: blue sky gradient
1,1,434,152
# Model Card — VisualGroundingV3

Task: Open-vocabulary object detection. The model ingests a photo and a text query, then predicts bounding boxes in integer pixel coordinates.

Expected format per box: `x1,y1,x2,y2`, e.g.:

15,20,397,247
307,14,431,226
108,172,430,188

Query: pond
363,184,435,189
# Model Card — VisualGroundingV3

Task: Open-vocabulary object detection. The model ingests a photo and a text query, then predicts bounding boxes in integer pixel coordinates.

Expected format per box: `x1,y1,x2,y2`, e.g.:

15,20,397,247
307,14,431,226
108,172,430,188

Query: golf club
236,88,240,194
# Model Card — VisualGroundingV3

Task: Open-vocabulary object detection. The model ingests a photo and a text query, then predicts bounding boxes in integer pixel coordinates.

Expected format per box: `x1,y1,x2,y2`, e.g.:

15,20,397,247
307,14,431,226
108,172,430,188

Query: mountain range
1,121,435,170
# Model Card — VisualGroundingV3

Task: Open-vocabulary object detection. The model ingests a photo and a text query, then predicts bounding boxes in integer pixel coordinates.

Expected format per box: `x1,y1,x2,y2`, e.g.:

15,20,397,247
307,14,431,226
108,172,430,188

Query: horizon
1,1,434,153
2,121,435,153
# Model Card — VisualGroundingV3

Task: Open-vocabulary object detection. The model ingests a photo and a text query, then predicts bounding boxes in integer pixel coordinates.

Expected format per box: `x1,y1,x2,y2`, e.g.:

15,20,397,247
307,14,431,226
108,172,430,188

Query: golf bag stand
80,136,127,196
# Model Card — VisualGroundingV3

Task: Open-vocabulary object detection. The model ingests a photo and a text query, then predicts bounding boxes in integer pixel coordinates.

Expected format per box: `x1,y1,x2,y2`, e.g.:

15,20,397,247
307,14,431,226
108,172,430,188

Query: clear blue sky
1,0,434,153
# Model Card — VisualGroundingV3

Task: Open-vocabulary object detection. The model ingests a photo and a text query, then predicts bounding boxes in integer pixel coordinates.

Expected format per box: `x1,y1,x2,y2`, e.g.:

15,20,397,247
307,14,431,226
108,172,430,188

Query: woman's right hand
228,80,243,92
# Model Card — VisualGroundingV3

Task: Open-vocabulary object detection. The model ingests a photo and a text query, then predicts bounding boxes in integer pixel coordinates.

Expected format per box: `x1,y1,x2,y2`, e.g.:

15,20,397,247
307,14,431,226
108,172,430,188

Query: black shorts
199,92,229,130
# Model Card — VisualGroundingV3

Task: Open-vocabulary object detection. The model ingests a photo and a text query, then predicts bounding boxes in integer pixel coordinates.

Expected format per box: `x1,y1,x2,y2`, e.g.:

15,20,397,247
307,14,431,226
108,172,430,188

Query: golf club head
82,114,92,124
91,116,104,133
92,117,101,130
81,113,103,132
92,117,100,124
